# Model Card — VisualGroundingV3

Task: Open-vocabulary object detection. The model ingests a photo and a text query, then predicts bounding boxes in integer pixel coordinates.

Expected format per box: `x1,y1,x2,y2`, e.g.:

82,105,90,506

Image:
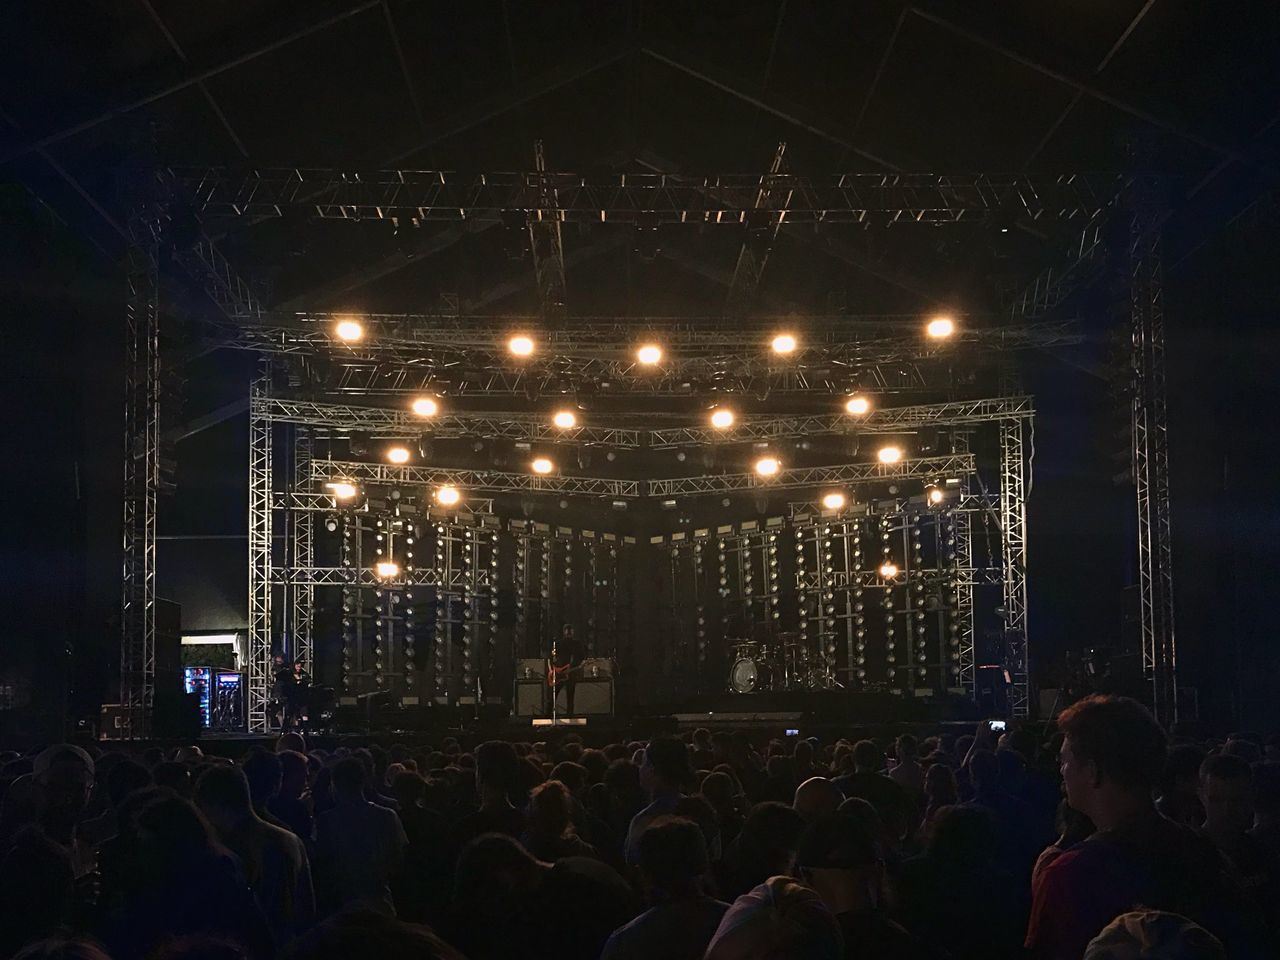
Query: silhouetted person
625,737,693,865
268,750,314,843
314,757,406,916
793,777,842,821
719,802,805,901
284,908,467,960
888,735,925,802
453,740,526,845
521,779,597,861
704,876,843,960
1198,754,1280,923
1083,910,1226,960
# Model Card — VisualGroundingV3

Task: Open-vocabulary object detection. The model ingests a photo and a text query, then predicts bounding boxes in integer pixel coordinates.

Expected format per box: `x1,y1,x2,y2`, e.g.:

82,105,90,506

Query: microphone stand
550,633,559,726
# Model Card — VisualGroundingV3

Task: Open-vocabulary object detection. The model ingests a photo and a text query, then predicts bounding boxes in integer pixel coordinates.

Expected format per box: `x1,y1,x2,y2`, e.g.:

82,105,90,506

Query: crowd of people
2,694,1279,959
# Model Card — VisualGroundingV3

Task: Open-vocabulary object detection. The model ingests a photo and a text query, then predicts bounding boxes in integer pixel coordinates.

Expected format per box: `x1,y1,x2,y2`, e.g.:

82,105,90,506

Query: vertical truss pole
289,426,314,674
951,432,977,696
529,140,566,316
1130,187,1177,725
727,142,789,315
999,417,1031,717
120,230,160,740
247,371,274,732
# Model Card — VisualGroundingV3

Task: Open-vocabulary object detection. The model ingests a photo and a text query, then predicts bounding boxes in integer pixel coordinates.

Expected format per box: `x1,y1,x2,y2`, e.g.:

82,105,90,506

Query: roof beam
0,2,380,165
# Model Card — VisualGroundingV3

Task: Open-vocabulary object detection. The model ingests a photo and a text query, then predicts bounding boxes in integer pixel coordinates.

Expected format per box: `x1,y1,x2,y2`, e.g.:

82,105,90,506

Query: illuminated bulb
710,408,735,430
375,561,400,579
508,335,535,357
386,446,411,464
531,457,555,475
636,344,663,365
926,315,956,339
411,396,439,417
325,481,357,500
334,318,363,342
435,486,461,506
927,486,945,506
845,395,871,416
822,492,846,511
879,561,899,578
771,333,797,355
552,410,577,429
754,456,781,477
877,446,903,464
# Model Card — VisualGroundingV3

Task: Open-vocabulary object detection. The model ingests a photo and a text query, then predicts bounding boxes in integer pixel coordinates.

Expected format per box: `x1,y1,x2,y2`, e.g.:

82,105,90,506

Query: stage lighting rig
636,344,663,366
821,492,847,511
411,396,440,417
771,333,798,355
508,335,535,357
926,315,956,339
531,457,555,475
333,318,363,342
877,446,903,464
754,456,781,478
845,395,872,416
325,481,358,500
386,446,411,464
710,408,735,430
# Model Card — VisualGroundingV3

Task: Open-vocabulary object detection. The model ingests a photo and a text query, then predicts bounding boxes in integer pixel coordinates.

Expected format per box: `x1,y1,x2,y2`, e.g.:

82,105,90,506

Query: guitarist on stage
548,623,585,716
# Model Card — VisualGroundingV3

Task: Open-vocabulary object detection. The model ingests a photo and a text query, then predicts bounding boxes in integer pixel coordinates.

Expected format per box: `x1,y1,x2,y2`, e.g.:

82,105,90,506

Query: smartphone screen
990,720,1007,732
785,728,800,736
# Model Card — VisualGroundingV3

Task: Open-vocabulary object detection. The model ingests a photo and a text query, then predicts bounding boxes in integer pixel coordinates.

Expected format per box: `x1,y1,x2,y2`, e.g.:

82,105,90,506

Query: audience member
313,757,406,916
1083,910,1225,960
888,735,925,801
704,875,843,960
793,776,842,821
719,801,805,901
1197,754,1280,912
452,740,526,846
624,737,692,865
521,779,597,861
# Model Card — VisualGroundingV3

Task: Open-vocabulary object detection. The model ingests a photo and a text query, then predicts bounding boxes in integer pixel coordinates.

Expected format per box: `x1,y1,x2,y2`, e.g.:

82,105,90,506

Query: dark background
2,2,1278,739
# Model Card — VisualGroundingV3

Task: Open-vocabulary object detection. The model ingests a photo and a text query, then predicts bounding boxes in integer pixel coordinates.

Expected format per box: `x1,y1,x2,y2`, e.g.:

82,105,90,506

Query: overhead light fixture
552,410,577,429
386,446,411,464
334,318,364,342
925,315,956,339
771,333,798,355
926,485,945,506
754,456,781,477
435,486,461,506
845,395,871,416
508,335,535,357
821,491,847,511
531,457,555,475
375,561,400,579
877,445,903,464
325,481,358,500
878,561,899,578
710,408,735,430
411,396,440,418
661,499,677,510
636,343,663,366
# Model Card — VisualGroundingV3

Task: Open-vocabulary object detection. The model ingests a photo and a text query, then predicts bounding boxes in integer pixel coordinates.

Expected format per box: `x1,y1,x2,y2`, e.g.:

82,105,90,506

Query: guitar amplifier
516,658,547,680
513,678,547,717
568,677,614,716
580,657,615,678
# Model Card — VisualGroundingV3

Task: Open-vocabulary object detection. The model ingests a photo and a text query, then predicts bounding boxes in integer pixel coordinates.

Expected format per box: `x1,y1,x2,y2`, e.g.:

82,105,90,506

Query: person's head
926,804,999,866
641,737,693,795
704,876,843,960
278,750,309,797
637,816,709,900
292,661,304,675
275,732,306,754
454,833,545,918
134,796,220,880
967,749,999,791
793,739,814,768
272,654,285,668
240,749,283,809
737,802,806,878
996,748,1026,790
894,734,918,764
528,780,574,838
923,763,957,803
1198,754,1253,836
851,740,882,774
1057,695,1166,824
11,938,112,960
549,761,587,796
390,771,426,811
692,728,713,752
796,812,884,915
283,910,467,960
1222,738,1262,765
1083,910,1225,960
474,740,521,804
193,765,255,830
700,770,738,815
105,758,153,811
793,777,841,821
330,756,367,800
32,746,95,826
1163,744,1208,799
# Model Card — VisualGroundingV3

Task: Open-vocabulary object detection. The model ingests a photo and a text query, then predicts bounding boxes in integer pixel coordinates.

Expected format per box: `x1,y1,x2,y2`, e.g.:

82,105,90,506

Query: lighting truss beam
726,142,789,314
529,140,567,314
171,168,1125,223
648,454,975,497
312,459,641,498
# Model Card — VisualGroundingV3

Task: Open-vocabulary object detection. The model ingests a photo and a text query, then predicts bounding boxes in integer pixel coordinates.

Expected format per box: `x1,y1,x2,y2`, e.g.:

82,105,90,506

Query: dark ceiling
2,0,1278,323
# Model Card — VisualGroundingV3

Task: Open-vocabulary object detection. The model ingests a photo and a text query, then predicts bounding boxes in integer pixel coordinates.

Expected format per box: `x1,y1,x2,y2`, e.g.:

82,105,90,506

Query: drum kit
727,632,837,693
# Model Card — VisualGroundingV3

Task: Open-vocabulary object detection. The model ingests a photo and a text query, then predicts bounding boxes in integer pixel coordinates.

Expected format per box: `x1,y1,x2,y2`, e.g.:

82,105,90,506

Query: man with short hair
314,756,407,916
888,734,924,800
625,737,693,865
1199,754,1280,911
452,740,526,846
1026,695,1268,959
602,817,728,960
195,764,315,947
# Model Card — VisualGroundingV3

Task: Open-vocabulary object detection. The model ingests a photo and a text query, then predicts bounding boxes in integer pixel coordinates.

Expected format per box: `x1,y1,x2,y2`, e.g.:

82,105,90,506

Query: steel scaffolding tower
999,417,1031,717
247,372,275,732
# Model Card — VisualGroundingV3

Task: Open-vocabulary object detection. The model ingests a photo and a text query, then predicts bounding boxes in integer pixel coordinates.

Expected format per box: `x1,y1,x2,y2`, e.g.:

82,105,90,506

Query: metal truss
726,143,789,314
254,395,644,447
288,427,314,674
172,167,1124,223
247,373,274,732
312,459,642,499
650,396,1035,447
999,418,1030,717
951,433,977,697
120,228,161,740
1006,208,1110,321
529,141,566,314
1130,192,1177,725
648,454,975,498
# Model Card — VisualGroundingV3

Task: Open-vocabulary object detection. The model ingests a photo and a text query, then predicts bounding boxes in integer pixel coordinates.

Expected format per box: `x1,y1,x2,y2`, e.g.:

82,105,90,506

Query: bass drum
730,656,771,694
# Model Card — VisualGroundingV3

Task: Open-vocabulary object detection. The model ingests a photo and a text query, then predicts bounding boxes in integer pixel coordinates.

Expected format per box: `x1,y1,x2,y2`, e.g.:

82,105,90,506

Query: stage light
325,481,358,500
410,396,439,418
822,492,847,511
879,561,899,578
386,446,411,464
926,315,955,339
636,343,663,366
334,318,364,342
324,517,339,532
531,457,555,475
754,456,781,477
771,333,797,355
845,395,872,416
552,410,577,429
877,445,903,464
710,407,735,430
926,485,945,506
435,486,461,506
508,335,535,357
375,561,400,579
